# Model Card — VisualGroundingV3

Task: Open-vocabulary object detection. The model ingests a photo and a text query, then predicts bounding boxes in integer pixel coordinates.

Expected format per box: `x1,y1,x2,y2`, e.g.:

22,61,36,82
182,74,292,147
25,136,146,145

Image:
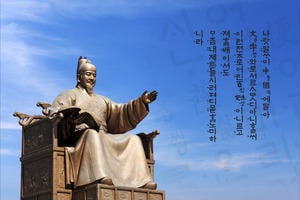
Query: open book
56,107,99,146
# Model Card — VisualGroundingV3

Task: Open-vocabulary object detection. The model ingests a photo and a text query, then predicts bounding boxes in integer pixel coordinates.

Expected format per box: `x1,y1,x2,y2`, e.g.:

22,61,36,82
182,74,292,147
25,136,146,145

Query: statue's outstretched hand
142,90,158,104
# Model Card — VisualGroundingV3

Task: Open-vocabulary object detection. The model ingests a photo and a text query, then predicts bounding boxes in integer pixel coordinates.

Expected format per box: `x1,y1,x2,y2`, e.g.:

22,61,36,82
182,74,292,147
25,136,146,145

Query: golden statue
50,56,158,189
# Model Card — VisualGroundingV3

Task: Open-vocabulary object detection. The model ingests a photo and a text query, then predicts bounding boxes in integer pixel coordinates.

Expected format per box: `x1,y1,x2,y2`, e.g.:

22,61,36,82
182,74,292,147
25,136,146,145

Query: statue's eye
84,72,96,77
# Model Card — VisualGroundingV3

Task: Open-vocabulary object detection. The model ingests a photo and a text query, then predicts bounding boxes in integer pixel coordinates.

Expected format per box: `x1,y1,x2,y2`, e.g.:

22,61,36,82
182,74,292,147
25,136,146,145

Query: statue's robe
51,87,152,187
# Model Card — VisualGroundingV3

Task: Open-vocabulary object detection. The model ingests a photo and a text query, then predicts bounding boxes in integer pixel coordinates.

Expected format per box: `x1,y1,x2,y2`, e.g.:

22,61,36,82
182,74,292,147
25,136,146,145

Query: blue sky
1,0,299,200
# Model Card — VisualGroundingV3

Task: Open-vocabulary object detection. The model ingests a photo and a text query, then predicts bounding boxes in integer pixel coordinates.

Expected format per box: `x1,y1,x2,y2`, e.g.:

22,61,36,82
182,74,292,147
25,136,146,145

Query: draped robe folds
51,87,153,188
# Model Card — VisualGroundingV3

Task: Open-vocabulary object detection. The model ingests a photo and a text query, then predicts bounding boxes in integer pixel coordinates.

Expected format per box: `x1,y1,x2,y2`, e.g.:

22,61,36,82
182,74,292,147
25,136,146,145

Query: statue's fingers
142,90,148,96
152,91,158,97
150,90,158,96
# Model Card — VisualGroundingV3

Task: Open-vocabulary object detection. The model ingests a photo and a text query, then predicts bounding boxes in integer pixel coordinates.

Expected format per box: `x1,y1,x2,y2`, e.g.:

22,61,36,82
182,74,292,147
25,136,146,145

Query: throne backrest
14,102,159,200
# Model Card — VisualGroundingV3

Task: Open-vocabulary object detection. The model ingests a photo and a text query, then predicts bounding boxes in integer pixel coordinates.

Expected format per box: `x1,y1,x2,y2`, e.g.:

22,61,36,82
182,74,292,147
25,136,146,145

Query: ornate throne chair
14,102,165,200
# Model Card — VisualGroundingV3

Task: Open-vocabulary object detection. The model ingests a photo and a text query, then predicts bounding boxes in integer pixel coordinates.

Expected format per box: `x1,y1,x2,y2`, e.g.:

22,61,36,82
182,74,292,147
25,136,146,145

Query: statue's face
78,63,96,94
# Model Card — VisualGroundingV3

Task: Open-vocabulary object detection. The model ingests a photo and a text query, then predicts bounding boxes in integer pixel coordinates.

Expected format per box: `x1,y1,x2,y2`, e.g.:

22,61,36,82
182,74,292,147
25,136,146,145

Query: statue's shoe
98,177,113,185
142,181,157,190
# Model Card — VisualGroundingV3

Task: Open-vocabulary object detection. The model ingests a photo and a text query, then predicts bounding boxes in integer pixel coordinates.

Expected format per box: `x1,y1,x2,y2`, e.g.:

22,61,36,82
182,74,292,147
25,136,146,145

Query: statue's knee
132,134,144,145
85,129,99,139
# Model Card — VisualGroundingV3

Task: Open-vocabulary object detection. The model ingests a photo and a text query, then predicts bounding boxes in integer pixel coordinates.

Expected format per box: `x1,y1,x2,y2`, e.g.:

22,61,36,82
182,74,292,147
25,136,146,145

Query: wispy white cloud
49,0,251,18
156,148,300,171
2,0,251,22
1,23,73,107
1,18,81,127
1,1,52,22
0,148,20,156
0,121,21,130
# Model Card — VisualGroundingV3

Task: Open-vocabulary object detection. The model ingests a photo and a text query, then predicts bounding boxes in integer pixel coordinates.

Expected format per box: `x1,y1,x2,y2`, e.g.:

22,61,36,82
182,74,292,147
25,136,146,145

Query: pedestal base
73,183,165,200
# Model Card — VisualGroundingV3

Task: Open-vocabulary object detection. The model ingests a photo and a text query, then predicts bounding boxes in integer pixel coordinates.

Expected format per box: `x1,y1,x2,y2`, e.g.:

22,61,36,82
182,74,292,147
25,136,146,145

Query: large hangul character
250,85,256,92
253,51,258,58
210,30,216,35
209,104,216,113
236,66,242,71
209,112,216,119
236,38,242,45
209,118,216,127
208,127,216,134
234,115,242,121
209,53,217,60
209,77,216,84
207,46,216,52
235,73,242,80
263,103,270,111
236,45,243,53
222,68,229,76
239,92,245,100
223,40,230,49
250,43,257,50
209,92,217,97
236,57,243,65
208,60,216,67
250,30,257,37
209,38,216,46
250,128,257,134
248,100,255,107
250,79,257,86
250,66,257,73
250,91,257,98
261,57,271,66
263,45,270,57
248,133,257,140
237,80,244,88
262,66,269,74
262,36,270,44
210,68,216,77
235,94,243,101
208,97,216,104
261,96,270,103
249,58,256,65
208,83,216,90
209,135,216,142
263,81,270,89
234,108,241,113
209,121,216,128
234,31,242,36
248,116,257,123
222,62,230,68
234,129,243,135
236,122,243,130
222,30,230,37
194,38,203,45
250,108,257,115
236,52,243,59
261,111,270,118
250,71,257,78
250,95,257,101
194,30,202,36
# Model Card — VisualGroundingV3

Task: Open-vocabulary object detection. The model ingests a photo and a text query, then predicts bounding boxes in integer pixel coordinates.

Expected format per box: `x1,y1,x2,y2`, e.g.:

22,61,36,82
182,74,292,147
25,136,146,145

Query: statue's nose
89,75,95,80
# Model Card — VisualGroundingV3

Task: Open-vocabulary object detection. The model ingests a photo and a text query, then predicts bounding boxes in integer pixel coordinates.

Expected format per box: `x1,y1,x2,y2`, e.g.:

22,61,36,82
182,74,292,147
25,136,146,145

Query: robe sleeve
50,90,76,113
106,96,149,134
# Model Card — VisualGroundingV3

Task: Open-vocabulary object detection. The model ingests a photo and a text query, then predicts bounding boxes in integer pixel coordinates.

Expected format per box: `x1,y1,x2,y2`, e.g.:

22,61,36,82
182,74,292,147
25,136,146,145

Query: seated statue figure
50,56,158,189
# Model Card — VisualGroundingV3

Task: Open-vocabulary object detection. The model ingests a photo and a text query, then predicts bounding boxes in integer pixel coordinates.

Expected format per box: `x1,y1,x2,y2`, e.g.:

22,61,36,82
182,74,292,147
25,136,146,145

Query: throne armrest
137,130,160,160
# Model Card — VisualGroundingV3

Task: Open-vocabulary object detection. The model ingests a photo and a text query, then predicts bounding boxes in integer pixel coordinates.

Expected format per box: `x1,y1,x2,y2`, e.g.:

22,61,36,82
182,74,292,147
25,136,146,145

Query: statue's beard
85,85,94,94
